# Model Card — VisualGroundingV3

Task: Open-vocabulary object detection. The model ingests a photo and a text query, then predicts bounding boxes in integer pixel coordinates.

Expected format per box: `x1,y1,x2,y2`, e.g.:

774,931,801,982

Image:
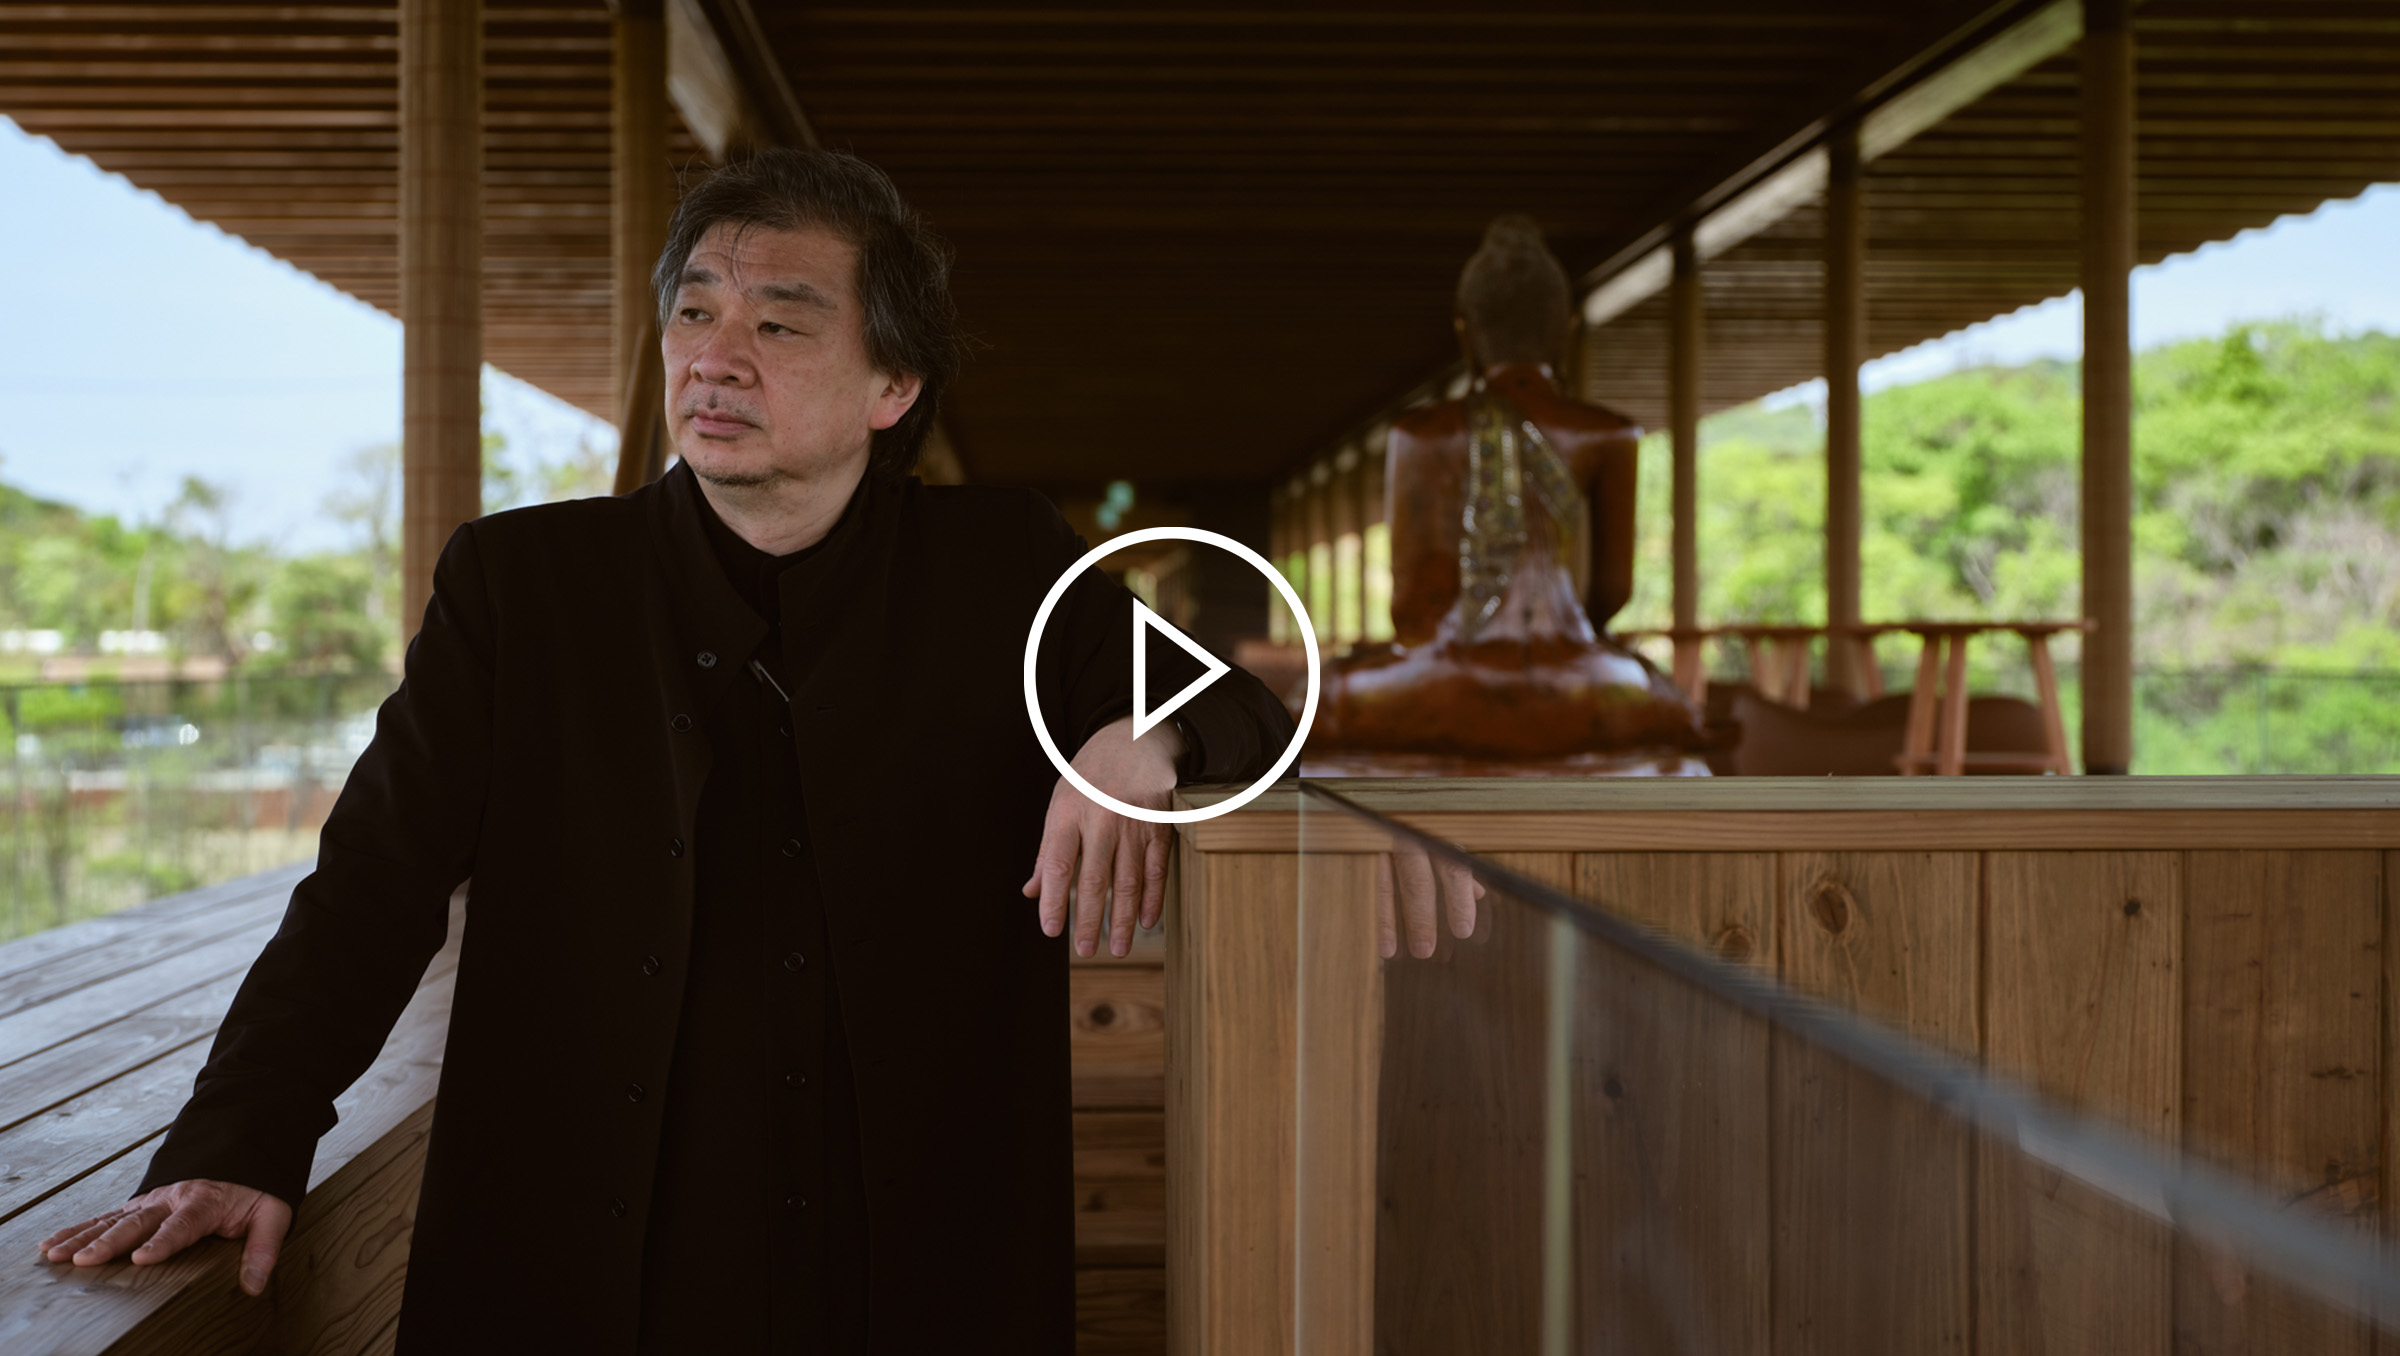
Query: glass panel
1295,782,2400,1356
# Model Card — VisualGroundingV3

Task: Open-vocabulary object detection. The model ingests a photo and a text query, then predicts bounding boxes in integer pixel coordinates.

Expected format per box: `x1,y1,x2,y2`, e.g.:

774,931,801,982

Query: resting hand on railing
1376,843,1483,959
1022,713,1182,960
37,1178,290,1297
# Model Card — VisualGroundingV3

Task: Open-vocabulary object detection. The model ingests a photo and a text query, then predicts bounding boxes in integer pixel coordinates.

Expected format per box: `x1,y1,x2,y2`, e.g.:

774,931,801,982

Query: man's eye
678,307,708,323
760,321,790,335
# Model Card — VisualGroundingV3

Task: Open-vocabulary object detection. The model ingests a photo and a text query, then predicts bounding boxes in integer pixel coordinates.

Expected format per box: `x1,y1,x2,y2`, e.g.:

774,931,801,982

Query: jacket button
668,837,684,858
697,651,717,669
782,951,805,972
610,1197,628,1219
642,954,662,977
778,723,792,739
784,1193,806,1210
781,837,804,858
626,1083,646,1103
670,713,693,732
783,1070,806,1090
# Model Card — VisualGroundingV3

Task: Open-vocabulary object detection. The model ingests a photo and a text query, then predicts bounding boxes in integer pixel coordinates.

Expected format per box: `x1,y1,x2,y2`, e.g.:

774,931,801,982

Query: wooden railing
0,864,451,1353
0,870,1169,1355
1167,777,2400,1356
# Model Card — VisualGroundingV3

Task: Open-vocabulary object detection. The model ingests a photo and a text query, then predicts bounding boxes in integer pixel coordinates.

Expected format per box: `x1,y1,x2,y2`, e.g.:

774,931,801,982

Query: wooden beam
1823,121,1866,699
665,0,762,159
1669,231,1703,697
2081,0,2136,775
400,0,481,641
611,0,671,494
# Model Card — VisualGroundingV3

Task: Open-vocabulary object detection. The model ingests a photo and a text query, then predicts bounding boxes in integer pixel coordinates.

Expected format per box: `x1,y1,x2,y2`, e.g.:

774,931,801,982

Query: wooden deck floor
0,866,1169,1353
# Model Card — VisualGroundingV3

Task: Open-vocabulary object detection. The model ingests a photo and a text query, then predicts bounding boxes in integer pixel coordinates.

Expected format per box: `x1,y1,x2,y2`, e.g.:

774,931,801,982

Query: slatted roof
1579,0,2400,430
0,0,698,414
4,1,2395,491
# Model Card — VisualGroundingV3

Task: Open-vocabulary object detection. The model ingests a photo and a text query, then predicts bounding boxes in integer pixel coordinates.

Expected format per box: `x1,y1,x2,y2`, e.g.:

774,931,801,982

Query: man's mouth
684,405,759,437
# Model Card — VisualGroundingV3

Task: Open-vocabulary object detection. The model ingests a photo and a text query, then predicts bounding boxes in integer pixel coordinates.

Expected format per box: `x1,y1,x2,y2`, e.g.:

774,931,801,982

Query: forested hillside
1614,319,2400,770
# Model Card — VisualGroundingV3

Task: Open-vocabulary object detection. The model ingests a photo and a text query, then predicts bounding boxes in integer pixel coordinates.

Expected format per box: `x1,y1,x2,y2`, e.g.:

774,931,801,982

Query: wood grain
1077,1266,1167,1356
1295,850,1383,1356
2176,850,2380,1355
0,866,300,988
1167,850,1296,1356
0,919,280,1069
1197,809,2400,855
1776,852,1979,1356
1076,1111,1164,1268
1072,966,1166,1110
1370,852,1568,1356
1980,851,2182,1356
1572,852,1776,1355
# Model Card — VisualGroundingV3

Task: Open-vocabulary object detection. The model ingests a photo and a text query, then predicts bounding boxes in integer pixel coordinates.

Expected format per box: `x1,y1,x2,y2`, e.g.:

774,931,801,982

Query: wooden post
1331,449,1361,646
2080,0,2136,774
1308,465,1334,642
1269,484,1293,645
400,0,482,641
1669,231,1703,695
612,0,671,494
1823,122,1867,700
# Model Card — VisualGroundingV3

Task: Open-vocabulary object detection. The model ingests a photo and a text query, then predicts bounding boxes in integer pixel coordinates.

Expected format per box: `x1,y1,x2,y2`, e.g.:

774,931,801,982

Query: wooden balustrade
1168,777,2400,1356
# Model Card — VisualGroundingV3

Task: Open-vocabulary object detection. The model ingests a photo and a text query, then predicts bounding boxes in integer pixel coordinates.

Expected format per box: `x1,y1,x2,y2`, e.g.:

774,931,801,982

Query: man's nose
687,325,755,386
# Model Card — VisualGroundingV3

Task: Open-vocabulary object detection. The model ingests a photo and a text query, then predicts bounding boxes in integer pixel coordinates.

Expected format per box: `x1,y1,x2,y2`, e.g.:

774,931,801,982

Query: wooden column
1823,122,1867,700
400,0,483,641
2080,0,2136,774
1269,485,1293,645
1669,232,1704,695
611,0,671,494
1331,449,1361,645
1361,436,1389,642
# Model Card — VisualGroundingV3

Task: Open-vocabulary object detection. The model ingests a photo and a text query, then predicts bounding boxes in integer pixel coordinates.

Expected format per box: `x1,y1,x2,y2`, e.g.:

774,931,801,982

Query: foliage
1615,318,2400,771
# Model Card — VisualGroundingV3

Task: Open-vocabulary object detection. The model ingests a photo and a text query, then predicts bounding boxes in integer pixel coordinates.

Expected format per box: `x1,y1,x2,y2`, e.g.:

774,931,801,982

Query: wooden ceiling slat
3,0,2393,478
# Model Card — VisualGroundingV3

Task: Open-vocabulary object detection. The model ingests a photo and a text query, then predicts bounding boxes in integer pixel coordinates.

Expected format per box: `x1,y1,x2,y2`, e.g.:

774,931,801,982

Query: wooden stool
1894,620,2091,776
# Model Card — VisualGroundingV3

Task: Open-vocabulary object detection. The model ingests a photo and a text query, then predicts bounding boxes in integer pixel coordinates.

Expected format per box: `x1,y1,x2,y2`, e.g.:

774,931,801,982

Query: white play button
1130,598,1232,741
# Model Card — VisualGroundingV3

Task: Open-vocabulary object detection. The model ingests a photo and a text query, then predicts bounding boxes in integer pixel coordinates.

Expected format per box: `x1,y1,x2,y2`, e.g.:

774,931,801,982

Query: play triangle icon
1131,599,1232,742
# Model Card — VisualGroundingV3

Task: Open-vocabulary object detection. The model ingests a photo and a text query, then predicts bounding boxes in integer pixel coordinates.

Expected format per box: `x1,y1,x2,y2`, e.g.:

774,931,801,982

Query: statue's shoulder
1390,399,1468,449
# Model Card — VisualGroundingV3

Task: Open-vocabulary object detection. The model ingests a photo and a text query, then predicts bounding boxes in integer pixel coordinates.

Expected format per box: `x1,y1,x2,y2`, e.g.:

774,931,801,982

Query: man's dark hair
654,147,963,481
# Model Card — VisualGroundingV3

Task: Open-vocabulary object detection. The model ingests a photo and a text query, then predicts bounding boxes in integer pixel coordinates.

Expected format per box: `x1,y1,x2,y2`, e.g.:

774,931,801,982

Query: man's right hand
37,1179,291,1296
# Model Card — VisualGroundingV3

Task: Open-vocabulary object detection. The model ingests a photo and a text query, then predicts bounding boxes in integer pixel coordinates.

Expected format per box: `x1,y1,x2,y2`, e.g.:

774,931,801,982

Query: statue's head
1455,215,1574,373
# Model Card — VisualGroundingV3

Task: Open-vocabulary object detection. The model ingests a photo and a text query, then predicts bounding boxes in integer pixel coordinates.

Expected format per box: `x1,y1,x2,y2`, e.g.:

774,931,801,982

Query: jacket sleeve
138,523,497,1208
1024,493,1297,786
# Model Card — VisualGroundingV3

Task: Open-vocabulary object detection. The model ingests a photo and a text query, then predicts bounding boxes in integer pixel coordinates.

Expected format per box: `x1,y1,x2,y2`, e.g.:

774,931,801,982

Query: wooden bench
0,868,1169,1355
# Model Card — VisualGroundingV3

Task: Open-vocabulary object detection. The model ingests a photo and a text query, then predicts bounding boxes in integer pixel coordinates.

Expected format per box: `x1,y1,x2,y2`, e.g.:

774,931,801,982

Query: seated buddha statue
1310,216,1707,765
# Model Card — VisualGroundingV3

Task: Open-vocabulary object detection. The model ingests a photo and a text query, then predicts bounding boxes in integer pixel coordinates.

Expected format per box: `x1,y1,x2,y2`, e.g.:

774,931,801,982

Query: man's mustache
680,395,762,425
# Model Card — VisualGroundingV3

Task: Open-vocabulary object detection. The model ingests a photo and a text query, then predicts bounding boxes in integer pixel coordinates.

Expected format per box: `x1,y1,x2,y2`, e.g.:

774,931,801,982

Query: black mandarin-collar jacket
139,462,1295,1353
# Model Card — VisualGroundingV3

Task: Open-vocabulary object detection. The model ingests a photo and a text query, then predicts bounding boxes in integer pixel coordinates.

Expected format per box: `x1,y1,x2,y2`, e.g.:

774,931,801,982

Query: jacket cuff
136,1080,331,1210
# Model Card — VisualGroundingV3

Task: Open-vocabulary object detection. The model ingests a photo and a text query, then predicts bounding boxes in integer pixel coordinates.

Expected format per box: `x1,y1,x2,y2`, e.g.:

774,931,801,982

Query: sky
3,113,2398,551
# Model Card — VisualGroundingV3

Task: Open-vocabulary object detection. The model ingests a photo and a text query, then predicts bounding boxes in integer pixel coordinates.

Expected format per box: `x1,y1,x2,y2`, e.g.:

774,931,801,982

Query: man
37,148,1294,1352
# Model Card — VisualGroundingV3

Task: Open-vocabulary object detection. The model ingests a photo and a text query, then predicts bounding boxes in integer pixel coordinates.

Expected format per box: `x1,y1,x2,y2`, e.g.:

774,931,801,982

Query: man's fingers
129,1199,216,1266
72,1204,167,1266
1439,860,1480,939
1393,848,1439,959
1137,830,1170,933
1072,820,1113,958
1373,854,1399,959
41,1214,120,1262
1030,804,1078,937
237,1197,292,1297
1108,831,1142,958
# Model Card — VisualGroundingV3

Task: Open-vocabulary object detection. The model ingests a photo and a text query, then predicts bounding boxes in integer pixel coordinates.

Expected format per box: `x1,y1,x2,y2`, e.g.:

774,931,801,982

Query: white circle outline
1023,526,1319,825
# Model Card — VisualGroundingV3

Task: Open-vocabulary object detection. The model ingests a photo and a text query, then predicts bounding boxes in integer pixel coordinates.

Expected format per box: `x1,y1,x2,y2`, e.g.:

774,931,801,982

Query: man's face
662,221,921,490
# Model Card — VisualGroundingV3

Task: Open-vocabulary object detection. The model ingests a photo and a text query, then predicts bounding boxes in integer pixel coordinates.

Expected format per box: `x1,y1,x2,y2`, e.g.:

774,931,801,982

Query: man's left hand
1022,714,1181,958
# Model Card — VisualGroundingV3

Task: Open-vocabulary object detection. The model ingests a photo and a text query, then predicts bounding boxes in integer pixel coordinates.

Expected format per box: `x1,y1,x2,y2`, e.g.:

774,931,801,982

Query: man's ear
867,369,924,433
